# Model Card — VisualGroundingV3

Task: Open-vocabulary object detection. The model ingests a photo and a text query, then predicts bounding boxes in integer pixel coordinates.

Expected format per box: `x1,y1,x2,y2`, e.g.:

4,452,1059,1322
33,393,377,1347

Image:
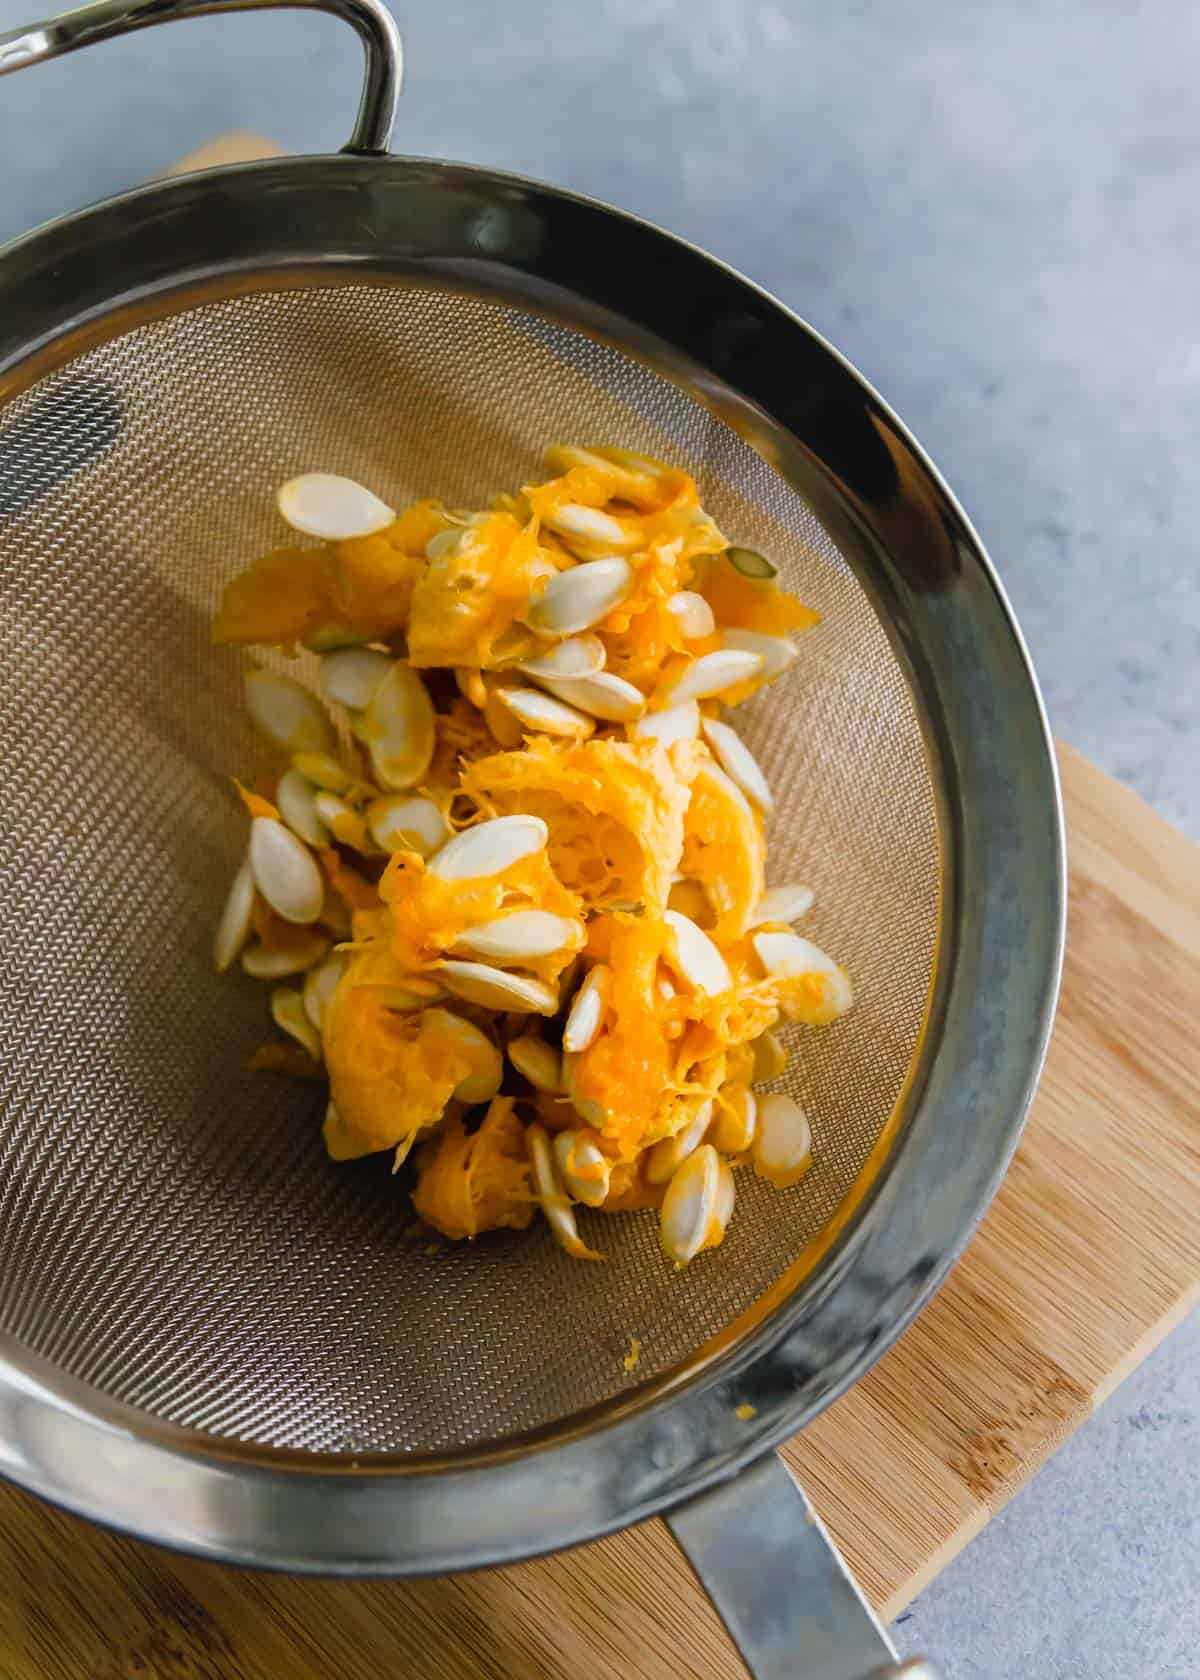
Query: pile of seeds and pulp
212,445,852,1266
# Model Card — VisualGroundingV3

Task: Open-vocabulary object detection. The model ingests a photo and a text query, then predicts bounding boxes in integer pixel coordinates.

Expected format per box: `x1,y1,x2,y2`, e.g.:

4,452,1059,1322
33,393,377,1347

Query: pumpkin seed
521,557,633,637
663,910,731,996
752,930,829,977
528,1124,604,1260
560,1051,607,1128
555,953,583,1009
454,910,582,964
665,649,764,705
537,669,646,722
710,1083,757,1154
518,634,606,681
645,1100,714,1185
508,1035,565,1093
367,794,448,858
543,504,638,554
436,961,559,1014
726,546,777,580
304,790,346,836
750,884,815,928
359,660,436,791
713,1161,735,1245
276,768,331,848
323,1099,374,1162
292,750,357,795
666,591,716,639
455,666,488,709
421,1007,503,1104
305,624,369,654
594,446,671,479
241,935,329,979
277,472,395,541
249,817,324,924
752,931,853,1021
424,526,466,562
542,445,617,477
751,1029,788,1083
693,757,756,827
213,859,255,973
495,685,596,740
311,792,374,853
490,607,552,664
319,646,392,711
302,954,345,1030
244,669,334,755
562,965,611,1053
271,987,322,1061
482,676,525,748
720,629,798,682
628,699,701,747
391,1134,419,1174
428,815,548,882
660,1144,721,1264
702,718,774,813
753,1093,813,1188
553,1130,612,1208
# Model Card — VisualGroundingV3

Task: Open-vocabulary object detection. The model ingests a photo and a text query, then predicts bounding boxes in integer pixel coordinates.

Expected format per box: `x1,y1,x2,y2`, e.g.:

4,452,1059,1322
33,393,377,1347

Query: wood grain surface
3,136,1197,1680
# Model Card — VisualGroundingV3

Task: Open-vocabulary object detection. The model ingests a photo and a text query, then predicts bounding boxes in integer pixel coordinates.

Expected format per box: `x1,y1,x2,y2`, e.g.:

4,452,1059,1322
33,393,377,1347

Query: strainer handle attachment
0,0,401,154
668,1454,943,1680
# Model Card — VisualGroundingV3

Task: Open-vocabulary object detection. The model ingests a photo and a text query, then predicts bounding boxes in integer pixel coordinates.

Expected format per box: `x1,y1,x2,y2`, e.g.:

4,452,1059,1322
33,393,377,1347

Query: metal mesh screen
0,284,938,1454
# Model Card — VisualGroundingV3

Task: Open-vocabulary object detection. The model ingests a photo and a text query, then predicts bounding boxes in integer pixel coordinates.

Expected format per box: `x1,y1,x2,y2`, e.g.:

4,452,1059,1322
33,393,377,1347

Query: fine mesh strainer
0,4,1065,1676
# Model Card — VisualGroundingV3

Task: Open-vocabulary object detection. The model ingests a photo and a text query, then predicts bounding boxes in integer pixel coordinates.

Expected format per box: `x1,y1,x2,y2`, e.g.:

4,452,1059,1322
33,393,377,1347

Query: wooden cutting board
3,136,1199,1680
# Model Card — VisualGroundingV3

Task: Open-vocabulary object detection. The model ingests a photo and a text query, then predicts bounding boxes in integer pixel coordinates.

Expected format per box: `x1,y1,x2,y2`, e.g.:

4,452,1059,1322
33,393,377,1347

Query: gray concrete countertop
1,1,1196,1674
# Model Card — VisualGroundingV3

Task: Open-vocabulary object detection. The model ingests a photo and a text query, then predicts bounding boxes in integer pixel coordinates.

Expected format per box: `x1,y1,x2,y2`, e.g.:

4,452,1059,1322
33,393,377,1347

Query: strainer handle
668,1454,942,1680
0,0,401,154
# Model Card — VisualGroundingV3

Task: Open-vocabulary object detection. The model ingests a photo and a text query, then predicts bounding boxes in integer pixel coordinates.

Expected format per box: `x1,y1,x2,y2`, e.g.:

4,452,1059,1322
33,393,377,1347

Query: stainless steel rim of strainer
0,2,1065,1672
